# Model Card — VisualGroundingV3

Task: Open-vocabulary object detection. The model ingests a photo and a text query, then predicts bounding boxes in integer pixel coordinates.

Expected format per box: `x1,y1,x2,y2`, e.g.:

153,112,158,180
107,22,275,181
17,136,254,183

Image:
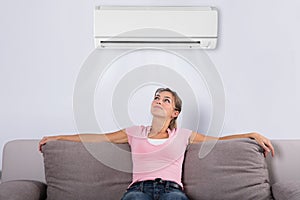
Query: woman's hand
249,132,275,157
38,136,59,152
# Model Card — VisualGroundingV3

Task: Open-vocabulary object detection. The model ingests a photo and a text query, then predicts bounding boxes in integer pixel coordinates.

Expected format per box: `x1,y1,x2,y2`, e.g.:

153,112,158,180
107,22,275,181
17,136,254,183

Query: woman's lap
121,190,152,200
120,181,189,200
121,190,188,200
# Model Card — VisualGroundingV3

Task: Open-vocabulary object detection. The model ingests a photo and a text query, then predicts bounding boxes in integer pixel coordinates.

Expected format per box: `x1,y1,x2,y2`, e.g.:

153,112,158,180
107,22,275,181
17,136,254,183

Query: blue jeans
121,179,189,200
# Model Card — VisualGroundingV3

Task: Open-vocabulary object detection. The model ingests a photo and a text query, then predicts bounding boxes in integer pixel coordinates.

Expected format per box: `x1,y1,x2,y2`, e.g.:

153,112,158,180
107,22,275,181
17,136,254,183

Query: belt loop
165,181,170,192
140,181,144,192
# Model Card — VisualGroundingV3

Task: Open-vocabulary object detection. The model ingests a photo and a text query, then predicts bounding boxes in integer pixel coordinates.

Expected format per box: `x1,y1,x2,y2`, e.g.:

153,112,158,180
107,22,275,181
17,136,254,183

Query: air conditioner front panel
94,6,218,49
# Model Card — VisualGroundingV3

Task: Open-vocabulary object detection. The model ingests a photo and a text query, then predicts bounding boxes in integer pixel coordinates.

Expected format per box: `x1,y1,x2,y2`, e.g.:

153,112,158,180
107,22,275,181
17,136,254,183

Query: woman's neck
148,117,170,138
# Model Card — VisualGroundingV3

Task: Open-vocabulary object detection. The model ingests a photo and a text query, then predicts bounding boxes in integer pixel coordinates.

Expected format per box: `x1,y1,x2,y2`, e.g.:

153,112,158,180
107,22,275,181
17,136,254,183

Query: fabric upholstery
183,138,272,200
272,181,300,200
42,139,272,200
266,140,300,185
2,140,45,182
0,180,46,200
42,141,131,200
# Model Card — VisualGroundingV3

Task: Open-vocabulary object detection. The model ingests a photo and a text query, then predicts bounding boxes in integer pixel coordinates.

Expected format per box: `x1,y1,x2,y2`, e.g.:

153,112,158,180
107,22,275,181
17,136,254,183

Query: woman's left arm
190,132,275,157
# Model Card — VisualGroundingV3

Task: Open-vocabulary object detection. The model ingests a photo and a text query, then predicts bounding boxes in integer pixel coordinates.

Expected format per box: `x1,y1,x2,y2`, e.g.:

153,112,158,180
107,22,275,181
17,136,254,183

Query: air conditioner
94,6,218,49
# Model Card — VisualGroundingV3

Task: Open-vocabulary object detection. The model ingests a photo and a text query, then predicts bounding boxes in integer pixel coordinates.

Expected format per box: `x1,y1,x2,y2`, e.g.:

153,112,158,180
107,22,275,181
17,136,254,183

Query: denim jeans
121,179,189,200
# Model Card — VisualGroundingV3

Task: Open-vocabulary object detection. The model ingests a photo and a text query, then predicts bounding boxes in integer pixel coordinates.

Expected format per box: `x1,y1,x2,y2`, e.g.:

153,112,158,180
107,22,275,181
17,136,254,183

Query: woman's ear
172,110,179,118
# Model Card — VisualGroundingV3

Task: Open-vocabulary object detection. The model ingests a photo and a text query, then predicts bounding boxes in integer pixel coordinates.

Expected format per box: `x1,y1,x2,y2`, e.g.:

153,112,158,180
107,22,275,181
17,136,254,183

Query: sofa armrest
0,180,47,200
272,181,300,200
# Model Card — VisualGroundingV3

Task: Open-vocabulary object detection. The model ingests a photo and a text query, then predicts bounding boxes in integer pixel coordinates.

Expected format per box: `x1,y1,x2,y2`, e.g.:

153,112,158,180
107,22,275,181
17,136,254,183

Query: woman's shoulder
125,125,149,137
173,128,193,140
176,127,193,134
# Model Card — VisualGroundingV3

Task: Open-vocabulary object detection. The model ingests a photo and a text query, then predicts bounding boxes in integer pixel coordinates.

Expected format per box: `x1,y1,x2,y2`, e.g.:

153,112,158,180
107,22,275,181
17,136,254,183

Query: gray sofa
0,138,300,200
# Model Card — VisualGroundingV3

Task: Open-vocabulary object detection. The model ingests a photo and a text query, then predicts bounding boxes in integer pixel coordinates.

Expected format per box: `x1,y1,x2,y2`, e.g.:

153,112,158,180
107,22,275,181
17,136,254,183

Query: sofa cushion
0,180,46,200
42,141,132,200
42,139,272,200
272,181,300,200
183,138,272,200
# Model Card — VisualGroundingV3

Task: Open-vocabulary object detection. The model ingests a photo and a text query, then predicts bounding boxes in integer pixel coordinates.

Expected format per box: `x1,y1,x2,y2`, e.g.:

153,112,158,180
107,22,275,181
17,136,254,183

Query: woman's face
151,91,179,119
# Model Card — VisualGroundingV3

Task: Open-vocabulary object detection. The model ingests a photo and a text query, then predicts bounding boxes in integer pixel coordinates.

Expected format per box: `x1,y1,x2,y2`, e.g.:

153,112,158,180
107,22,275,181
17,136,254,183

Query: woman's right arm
39,129,128,151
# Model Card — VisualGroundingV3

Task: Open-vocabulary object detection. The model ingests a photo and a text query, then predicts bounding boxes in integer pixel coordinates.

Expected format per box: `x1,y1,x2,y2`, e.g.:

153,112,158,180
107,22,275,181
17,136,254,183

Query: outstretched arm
39,129,128,151
189,132,275,157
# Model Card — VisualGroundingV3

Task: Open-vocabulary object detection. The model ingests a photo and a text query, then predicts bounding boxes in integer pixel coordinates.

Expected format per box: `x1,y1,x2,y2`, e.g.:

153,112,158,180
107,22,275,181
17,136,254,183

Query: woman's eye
154,96,159,100
164,99,171,103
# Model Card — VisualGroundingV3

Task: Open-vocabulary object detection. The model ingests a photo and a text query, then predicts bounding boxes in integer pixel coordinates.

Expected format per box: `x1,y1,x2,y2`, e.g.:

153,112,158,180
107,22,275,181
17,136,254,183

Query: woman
39,88,274,200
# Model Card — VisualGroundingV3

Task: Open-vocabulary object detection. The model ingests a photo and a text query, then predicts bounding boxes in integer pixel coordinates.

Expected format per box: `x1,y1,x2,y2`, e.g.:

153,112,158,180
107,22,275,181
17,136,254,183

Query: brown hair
154,88,182,130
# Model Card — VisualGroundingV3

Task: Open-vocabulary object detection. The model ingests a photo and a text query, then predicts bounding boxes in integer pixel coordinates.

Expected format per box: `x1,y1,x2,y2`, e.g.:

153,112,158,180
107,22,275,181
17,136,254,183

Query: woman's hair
154,88,182,130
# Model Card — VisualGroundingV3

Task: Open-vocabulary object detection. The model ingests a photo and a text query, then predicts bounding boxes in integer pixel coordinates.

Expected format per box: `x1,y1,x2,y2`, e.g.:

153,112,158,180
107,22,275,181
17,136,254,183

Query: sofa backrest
266,140,300,184
1,140,45,183
40,139,273,200
1,139,300,185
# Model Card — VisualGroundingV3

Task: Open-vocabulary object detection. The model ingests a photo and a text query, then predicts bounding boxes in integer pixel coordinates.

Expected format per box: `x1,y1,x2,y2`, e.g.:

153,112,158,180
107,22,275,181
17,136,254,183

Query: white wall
1,0,300,169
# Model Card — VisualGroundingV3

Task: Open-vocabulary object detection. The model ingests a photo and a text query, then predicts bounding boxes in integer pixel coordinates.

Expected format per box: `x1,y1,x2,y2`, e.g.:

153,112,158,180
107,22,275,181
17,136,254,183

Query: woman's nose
155,99,162,104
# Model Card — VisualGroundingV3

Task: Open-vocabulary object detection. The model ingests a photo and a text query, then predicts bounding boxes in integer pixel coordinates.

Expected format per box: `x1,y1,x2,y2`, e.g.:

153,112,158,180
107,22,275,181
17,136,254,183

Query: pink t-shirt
126,126,192,187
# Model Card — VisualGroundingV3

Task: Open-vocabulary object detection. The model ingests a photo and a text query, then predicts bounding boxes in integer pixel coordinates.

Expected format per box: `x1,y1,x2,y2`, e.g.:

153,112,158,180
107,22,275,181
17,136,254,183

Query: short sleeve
125,126,146,145
177,128,193,146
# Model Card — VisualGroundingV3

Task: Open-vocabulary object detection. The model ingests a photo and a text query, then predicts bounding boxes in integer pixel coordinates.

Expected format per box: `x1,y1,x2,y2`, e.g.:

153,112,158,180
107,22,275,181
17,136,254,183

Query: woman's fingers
38,136,56,152
264,139,275,157
254,133,275,157
38,137,47,152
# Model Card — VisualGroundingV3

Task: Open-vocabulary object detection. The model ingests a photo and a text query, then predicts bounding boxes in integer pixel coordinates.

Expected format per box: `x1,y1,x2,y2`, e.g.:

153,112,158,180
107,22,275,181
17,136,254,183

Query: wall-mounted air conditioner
94,6,218,49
